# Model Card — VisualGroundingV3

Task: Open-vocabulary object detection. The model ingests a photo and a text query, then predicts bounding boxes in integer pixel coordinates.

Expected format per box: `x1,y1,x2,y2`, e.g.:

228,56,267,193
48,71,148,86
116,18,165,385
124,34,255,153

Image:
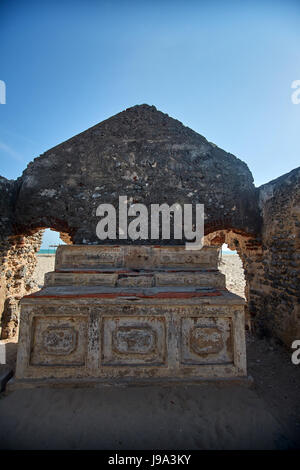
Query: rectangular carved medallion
30,316,87,367
181,316,233,365
101,316,166,366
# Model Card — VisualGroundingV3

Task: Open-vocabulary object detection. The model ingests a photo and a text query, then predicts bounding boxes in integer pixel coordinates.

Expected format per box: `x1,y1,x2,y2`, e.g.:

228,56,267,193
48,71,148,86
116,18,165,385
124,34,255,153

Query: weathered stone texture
13,245,246,388
252,168,300,345
205,230,263,331
205,167,300,347
0,176,18,241
14,104,261,243
0,232,43,339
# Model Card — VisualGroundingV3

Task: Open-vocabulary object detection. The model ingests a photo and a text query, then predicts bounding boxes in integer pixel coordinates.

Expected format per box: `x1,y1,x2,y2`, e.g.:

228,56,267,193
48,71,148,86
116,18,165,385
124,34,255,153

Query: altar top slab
22,285,245,306
55,244,221,270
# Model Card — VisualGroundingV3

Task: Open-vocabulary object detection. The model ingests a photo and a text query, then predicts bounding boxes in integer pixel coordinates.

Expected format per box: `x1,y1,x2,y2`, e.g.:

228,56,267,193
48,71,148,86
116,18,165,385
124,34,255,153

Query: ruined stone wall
0,176,18,338
0,176,18,241
251,168,300,346
205,230,262,330
0,231,43,339
205,168,300,347
0,175,71,339
14,105,261,243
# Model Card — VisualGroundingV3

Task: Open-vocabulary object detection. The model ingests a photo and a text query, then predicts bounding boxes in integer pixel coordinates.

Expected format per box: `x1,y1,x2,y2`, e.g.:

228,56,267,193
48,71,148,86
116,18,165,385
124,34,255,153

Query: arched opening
0,227,72,371
0,227,72,341
219,243,246,300
32,229,67,289
204,229,262,332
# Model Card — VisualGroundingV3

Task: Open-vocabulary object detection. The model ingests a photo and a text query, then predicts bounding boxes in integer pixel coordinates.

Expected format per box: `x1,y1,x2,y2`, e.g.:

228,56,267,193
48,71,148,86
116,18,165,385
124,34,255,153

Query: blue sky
1,0,300,248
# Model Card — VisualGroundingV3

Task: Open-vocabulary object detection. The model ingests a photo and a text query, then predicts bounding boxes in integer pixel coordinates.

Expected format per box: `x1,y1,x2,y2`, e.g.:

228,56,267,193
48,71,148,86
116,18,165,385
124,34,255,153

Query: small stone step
44,268,225,288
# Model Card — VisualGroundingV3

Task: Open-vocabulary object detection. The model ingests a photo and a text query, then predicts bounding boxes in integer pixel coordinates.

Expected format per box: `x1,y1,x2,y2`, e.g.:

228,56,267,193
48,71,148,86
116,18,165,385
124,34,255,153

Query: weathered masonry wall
205,168,300,347
0,176,70,339
0,232,43,339
252,168,300,345
14,105,261,243
204,230,262,331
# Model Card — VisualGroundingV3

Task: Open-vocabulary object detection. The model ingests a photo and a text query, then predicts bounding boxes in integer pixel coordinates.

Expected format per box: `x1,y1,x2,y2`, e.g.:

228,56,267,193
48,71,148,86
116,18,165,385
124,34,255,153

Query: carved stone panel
30,316,87,366
116,274,153,288
42,326,77,355
55,245,123,269
181,317,233,365
154,248,218,269
101,316,166,366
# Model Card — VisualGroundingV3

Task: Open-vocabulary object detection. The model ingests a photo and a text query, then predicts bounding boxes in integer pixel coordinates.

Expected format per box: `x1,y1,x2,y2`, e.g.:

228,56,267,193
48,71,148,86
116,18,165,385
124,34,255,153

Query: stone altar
11,245,247,388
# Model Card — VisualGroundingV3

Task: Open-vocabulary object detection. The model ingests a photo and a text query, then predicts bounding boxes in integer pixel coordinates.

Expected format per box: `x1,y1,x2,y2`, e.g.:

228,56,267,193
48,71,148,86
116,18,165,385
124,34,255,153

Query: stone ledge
20,287,245,306
7,375,253,391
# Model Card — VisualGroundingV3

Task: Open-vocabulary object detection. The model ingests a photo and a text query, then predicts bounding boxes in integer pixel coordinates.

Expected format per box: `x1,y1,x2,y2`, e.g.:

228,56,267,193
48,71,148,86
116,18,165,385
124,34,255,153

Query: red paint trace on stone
25,290,222,299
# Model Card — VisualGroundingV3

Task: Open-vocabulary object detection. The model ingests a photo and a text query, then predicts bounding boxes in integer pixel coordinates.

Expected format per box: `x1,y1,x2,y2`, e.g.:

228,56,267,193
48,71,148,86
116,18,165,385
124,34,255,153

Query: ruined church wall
0,232,43,339
249,168,300,346
14,105,261,243
204,230,262,331
204,166,300,349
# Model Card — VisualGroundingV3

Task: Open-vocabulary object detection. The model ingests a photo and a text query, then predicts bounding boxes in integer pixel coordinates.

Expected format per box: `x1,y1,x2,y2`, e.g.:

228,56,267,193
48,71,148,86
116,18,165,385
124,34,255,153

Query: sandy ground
1,335,300,450
32,254,56,289
219,253,246,299
0,380,289,450
1,254,299,450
